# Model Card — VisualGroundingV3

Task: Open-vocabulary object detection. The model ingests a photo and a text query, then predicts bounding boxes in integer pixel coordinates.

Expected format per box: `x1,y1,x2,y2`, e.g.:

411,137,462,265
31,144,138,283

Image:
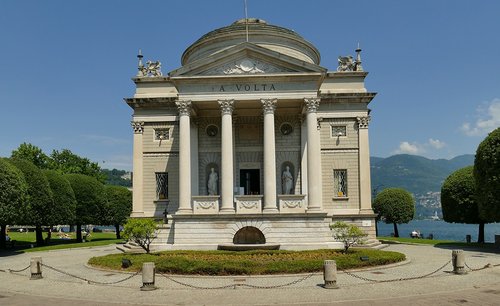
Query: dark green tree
474,127,500,223
0,158,28,249
10,159,55,246
104,185,132,239
50,149,106,183
441,166,485,243
373,187,415,237
11,143,50,169
65,174,107,242
43,170,77,241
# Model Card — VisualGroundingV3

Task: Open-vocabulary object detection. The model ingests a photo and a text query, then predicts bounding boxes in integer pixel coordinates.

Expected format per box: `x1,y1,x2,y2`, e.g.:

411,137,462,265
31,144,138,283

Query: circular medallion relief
280,123,293,135
206,124,219,137
239,59,255,72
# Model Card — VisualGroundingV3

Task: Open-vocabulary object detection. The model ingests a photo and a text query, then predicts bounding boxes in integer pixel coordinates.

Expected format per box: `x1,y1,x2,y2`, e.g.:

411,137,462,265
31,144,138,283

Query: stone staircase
358,238,388,249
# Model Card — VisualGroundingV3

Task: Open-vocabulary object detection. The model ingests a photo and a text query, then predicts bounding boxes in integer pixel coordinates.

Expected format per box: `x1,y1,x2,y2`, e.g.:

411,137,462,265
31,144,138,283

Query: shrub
123,218,158,254
330,221,367,253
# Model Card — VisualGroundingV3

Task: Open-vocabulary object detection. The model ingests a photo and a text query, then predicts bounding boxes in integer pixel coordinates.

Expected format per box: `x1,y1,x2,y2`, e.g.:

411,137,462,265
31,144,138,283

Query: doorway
239,169,260,195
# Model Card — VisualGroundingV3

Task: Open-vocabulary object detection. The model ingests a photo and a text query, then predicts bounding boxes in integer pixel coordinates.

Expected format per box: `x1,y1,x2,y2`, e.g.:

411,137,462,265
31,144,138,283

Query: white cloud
394,141,425,155
428,138,446,149
461,98,500,136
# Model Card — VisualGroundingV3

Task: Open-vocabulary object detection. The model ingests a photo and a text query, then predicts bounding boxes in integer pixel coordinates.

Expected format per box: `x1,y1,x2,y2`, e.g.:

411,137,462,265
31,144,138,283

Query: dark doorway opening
233,226,266,244
239,169,260,195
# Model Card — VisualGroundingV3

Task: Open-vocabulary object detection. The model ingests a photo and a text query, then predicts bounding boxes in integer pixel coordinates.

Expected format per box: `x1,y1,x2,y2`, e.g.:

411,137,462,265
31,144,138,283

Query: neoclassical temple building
125,18,378,250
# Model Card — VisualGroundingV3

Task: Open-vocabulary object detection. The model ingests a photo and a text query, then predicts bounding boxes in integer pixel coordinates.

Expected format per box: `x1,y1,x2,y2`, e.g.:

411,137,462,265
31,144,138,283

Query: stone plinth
278,195,306,213
192,196,220,214
235,195,262,214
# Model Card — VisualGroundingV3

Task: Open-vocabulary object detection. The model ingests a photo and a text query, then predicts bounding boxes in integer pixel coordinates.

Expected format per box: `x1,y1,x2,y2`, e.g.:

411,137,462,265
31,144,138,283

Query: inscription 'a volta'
213,84,276,92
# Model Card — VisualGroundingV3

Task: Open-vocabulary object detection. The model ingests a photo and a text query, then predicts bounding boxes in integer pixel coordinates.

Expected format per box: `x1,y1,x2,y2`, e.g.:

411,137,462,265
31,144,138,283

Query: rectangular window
331,126,347,137
155,172,168,199
154,128,170,141
333,170,347,197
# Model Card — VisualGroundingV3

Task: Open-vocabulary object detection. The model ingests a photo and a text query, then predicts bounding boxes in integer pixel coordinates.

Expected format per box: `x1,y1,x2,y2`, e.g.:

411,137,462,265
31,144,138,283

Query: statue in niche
207,168,218,195
281,166,294,195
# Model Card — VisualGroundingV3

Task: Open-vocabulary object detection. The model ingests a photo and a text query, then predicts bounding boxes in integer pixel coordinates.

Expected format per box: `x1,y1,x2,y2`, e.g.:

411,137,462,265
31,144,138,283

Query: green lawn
89,248,406,275
4,231,124,253
378,236,496,248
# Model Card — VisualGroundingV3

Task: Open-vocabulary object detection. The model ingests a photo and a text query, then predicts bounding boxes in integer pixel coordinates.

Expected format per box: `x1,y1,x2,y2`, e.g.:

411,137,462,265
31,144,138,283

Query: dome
181,18,321,66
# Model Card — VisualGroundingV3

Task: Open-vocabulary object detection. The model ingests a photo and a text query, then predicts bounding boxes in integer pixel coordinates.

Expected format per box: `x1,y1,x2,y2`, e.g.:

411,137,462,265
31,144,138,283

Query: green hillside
370,154,474,195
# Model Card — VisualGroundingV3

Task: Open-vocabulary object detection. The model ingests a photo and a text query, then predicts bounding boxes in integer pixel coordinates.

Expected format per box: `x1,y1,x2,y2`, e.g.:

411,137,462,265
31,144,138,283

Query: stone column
130,121,144,217
357,116,373,214
176,100,192,214
304,98,323,211
261,98,278,213
219,99,235,213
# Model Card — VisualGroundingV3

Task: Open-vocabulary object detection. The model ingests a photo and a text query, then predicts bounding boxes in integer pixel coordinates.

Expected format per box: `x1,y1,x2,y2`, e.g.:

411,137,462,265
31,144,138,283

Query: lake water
377,220,500,242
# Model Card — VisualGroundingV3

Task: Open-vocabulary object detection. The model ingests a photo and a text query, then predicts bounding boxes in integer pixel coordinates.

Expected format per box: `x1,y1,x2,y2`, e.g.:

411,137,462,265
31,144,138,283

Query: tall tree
474,127,500,223
65,174,107,242
0,158,28,249
10,159,55,246
50,149,106,183
441,166,485,243
373,188,415,237
43,170,77,241
11,143,50,169
104,185,132,239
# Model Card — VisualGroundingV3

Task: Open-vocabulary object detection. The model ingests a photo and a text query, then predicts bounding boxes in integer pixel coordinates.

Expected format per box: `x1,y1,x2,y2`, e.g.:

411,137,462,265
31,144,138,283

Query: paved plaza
0,244,499,305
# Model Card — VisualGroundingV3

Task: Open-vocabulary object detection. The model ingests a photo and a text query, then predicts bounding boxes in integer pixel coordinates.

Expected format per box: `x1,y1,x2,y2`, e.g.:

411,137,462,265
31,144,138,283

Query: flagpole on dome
244,0,249,42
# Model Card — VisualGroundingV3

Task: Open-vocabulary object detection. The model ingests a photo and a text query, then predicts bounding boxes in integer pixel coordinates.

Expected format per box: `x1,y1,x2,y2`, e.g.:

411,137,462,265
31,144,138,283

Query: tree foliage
0,158,28,248
123,218,158,254
104,185,132,239
330,221,367,253
43,170,77,226
65,174,107,242
474,127,500,223
10,158,55,246
373,187,415,237
11,142,50,169
51,149,106,183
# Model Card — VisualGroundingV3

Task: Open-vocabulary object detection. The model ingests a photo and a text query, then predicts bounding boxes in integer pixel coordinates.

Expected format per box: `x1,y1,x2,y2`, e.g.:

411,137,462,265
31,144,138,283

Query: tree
10,159,55,246
0,158,28,249
474,127,500,223
373,188,415,237
441,166,485,243
50,149,106,183
43,170,77,241
330,221,367,253
104,185,132,239
11,143,50,169
123,218,158,254
65,174,107,242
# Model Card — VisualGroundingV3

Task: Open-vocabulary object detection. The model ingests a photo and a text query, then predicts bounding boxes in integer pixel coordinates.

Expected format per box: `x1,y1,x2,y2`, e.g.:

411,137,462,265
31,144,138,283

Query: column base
306,207,324,213
176,209,193,215
263,208,279,213
219,208,236,214
359,209,375,214
130,211,145,218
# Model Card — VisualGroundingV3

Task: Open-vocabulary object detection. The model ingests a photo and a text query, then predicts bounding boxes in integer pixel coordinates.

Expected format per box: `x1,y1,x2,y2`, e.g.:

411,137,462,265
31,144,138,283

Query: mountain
370,154,474,195
101,168,132,187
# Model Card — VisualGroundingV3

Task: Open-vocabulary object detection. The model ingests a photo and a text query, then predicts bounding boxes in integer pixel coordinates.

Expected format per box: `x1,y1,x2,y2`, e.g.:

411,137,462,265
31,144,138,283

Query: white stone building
125,18,377,250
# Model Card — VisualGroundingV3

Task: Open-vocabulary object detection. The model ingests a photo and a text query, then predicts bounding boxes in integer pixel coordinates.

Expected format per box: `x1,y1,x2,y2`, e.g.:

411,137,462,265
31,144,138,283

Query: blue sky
1,0,499,171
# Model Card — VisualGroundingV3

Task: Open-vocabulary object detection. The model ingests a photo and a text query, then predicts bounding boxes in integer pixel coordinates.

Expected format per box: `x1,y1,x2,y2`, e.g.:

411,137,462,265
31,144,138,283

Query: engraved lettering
262,84,267,91
245,85,250,91
270,84,276,91
254,84,259,91
236,84,242,91
219,85,225,92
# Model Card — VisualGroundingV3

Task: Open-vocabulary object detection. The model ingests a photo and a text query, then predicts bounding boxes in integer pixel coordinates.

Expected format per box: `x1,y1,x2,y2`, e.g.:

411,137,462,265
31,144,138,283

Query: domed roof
181,18,321,66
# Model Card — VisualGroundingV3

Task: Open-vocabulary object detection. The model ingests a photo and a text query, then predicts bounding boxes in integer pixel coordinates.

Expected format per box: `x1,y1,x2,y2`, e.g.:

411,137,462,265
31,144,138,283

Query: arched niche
206,163,219,195
233,226,266,244
280,162,295,194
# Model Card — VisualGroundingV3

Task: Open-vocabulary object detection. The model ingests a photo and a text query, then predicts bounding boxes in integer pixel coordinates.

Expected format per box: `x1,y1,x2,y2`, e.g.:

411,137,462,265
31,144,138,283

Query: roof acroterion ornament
136,49,162,77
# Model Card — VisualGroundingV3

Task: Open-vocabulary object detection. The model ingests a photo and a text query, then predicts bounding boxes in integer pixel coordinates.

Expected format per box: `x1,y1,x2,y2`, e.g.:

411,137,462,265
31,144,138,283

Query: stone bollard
30,257,43,280
323,260,339,289
452,250,467,275
140,262,157,291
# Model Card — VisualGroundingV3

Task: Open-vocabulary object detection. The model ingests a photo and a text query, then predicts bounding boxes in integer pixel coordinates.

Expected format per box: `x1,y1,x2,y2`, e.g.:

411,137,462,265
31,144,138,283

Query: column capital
357,116,371,129
304,98,320,113
131,121,144,134
218,99,234,115
261,98,277,114
176,100,192,116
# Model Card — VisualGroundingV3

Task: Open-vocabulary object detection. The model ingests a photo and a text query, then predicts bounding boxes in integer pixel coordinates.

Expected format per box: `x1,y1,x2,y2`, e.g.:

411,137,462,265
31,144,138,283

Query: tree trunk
0,225,6,249
393,223,399,237
478,222,485,243
69,225,75,232
375,221,379,237
35,225,45,246
76,224,82,243
115,224,121,239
